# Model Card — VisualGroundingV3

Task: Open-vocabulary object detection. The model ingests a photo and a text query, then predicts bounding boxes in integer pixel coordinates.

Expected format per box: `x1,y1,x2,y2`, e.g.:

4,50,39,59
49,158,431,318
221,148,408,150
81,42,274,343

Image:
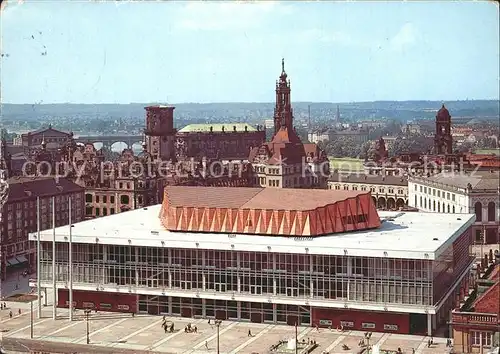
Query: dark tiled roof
165,186,366,211
7,177,84,202
424,171,500,190
328,172,408,186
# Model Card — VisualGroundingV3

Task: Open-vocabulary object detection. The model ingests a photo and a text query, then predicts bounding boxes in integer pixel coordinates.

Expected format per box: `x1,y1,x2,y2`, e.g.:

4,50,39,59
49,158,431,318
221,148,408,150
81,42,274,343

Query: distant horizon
2,98,499,106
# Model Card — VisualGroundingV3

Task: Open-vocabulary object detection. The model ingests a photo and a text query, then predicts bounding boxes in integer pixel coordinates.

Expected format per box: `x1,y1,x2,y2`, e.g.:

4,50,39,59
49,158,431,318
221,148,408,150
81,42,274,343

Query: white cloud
297,28,353,45
176,1,293,31
390,23,420,50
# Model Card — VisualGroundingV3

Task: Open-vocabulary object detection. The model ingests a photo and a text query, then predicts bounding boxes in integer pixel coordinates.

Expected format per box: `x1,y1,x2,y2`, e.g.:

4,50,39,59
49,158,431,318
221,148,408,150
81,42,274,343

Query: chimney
233,126,237,132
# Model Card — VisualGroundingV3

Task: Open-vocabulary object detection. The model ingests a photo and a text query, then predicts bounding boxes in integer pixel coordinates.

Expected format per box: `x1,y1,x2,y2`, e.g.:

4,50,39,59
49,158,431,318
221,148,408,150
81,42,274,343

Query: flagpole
295,322,298,354
36,196,42,319
52,196,57,319
68,197,73,321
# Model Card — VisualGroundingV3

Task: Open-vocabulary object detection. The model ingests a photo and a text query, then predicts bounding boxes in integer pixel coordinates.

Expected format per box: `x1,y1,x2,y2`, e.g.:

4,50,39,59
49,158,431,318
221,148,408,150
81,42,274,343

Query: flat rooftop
31,205,475,260
411,171,500,191
165,186,365,211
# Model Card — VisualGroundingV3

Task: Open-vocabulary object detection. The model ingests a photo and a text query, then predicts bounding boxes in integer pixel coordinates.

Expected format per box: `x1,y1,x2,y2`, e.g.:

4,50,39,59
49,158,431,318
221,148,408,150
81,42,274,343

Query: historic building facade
409,171,500,244
18,125,72,150
363,105,472,176
450,262,499,353
144,105,176,162
175,123,266,161
328,173,408,210
0,176,84,280
249,59,329,189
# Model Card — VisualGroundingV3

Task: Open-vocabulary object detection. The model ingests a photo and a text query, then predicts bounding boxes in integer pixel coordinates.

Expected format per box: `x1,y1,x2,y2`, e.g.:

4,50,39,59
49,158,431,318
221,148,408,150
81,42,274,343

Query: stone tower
272,59,300,143
144,105,176,161
434,104,453,155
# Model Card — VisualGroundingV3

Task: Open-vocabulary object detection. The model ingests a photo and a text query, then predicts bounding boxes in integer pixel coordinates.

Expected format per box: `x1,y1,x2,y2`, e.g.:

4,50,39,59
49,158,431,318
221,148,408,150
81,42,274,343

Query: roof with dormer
6,176,83,202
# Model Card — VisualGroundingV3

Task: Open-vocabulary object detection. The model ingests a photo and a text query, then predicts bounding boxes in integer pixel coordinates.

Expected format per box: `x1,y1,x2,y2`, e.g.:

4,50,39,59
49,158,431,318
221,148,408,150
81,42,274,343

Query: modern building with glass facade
30,187,476,336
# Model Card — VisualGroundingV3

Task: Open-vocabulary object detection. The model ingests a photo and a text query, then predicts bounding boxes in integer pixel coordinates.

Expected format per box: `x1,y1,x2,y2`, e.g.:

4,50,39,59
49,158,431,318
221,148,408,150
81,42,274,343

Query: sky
1,0,499,104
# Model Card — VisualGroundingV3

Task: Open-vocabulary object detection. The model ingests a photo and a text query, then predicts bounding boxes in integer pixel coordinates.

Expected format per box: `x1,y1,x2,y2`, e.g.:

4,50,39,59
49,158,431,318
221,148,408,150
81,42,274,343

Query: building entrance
136,295,312,325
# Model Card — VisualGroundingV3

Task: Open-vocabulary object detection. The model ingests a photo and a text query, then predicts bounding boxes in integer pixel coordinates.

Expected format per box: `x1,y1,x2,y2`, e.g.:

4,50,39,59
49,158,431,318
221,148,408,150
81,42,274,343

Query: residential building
31,186,475,335
1,177,84,280
450,261,499,353
408,170,500,244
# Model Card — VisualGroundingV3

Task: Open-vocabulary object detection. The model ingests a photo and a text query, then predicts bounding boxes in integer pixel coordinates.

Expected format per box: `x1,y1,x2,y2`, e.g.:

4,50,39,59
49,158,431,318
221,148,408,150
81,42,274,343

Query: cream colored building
409,171,500,244
327,173,408,210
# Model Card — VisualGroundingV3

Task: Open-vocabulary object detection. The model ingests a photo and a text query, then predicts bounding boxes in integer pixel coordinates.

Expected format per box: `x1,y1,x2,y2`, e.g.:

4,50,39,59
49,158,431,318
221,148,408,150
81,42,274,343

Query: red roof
160,186,380,236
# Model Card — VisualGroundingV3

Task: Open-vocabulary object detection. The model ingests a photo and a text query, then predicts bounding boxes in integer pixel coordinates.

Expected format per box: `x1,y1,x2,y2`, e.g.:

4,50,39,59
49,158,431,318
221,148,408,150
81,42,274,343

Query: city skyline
1,1,499,104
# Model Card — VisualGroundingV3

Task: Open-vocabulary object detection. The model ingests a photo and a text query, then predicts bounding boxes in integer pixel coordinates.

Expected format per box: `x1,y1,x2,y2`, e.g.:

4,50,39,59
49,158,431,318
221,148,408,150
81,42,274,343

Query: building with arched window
409,171,500,244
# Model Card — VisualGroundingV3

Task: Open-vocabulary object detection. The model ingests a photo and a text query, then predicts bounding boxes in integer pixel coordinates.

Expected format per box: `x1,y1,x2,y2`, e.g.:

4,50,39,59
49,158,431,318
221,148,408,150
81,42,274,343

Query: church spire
271,59,300,143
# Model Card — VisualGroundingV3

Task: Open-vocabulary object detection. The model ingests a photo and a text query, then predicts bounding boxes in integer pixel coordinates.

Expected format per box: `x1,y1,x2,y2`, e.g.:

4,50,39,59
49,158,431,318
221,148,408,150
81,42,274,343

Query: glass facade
432,230,474,303
39,242,443,308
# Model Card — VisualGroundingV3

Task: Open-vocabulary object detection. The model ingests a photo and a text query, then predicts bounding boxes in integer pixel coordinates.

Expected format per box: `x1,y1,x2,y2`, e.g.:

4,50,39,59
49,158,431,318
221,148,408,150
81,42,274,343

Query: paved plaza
0,300,454,354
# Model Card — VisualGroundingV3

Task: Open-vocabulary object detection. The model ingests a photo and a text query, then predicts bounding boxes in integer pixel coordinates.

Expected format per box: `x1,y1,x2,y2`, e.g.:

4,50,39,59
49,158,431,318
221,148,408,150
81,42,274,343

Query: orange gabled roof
160,186,381,236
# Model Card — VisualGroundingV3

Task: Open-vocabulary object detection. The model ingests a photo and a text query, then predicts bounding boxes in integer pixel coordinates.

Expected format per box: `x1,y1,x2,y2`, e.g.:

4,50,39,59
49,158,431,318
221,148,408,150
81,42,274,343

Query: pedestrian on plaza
248,329,252,337
0,303,3,310
205,341,209,350
412,348,415,354
207,318,211,325
18,309,21,315
9,311,12,318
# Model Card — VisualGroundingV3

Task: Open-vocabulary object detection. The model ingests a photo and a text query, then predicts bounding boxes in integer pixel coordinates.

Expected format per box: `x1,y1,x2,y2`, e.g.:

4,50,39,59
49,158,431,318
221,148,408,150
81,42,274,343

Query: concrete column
273,303,277,323
202,250,206,291
168,248,172,289
273,253,277,295
135,247,139,287
237,301,241,320
309,254,313,297
427,313,432,336
237,251,241,293
202,299,206,317
168,296,172,315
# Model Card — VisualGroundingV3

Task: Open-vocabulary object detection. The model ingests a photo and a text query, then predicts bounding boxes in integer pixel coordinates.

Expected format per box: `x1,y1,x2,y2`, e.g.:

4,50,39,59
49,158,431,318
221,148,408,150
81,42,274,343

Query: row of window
85,194,130,205
256,176,319,188
329,183,406,195
415,184,456,202
470,331,494,347
474,201,497,222
6,194,81,212
85,206,116,217
415,196,456,214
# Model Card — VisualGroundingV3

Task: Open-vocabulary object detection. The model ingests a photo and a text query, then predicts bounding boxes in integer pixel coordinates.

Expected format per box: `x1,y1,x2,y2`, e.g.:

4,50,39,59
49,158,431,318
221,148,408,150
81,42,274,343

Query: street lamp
84,309,92,344
215,319,222,354
365,332,372,353
30,299,34,339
